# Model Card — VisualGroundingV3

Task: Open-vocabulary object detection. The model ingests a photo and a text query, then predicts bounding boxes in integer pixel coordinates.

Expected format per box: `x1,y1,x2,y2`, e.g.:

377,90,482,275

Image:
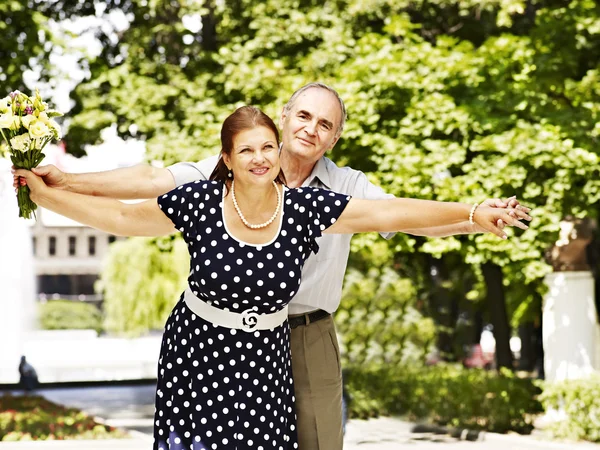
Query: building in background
27,129,146,301
30,207,122,301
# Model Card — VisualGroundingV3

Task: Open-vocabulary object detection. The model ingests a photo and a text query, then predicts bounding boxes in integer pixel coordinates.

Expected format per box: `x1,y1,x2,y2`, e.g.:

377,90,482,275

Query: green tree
45,0,600,362
329,1,600,366
97,236,189,335
0,1,54,96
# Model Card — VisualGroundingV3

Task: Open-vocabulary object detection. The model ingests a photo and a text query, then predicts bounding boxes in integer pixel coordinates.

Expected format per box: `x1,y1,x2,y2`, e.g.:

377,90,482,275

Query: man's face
279,88,342,164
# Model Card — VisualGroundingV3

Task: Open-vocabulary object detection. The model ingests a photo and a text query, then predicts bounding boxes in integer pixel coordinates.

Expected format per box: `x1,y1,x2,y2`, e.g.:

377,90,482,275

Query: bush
39,300,103,334
0,394,125,441
344,364,543,434
539,376,600,442
337,268,436,366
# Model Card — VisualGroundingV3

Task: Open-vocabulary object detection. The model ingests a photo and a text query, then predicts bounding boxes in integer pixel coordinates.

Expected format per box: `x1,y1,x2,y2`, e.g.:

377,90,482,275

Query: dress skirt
153,296,298,450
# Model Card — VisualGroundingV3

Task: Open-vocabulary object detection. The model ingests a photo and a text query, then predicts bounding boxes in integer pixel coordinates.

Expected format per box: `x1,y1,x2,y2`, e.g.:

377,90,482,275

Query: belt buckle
240,309,259,332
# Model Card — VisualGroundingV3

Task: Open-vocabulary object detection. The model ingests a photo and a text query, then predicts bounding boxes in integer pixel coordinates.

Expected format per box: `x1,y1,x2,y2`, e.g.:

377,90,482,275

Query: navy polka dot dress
153,180,350,450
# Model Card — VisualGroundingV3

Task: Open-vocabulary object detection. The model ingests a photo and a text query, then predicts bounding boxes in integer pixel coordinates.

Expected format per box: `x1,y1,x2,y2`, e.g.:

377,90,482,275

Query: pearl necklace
231,180,281,229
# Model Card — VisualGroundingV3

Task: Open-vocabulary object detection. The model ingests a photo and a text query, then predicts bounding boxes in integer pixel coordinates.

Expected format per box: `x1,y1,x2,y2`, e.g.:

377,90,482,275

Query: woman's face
224,126,280,187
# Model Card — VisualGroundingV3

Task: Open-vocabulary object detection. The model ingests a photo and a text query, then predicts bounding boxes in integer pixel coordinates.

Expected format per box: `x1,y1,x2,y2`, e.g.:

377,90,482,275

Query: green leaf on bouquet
9,147,45,219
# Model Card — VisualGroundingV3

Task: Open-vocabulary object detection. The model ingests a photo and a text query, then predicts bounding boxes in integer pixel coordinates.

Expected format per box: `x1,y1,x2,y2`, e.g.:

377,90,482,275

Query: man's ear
329,135,341,152
279,107,287,130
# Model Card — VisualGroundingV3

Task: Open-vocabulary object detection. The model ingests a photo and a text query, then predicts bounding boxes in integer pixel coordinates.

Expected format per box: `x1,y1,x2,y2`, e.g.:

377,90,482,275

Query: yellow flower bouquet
0,89,62,219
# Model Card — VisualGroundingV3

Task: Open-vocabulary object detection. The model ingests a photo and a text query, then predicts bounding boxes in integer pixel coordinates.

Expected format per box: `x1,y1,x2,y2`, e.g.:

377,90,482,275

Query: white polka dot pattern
152,181,350,449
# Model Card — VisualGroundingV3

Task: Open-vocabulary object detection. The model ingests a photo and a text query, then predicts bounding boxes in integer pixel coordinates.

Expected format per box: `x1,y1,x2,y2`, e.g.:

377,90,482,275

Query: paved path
2,424,600,450
2,384,599,449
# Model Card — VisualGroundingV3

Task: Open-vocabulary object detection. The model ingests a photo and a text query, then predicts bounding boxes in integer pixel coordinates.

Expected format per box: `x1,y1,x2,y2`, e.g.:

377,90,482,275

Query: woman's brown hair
209,106,286,191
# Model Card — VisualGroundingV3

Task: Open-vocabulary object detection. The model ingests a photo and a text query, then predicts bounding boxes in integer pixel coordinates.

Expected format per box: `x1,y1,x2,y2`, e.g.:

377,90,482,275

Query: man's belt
289,309,331,329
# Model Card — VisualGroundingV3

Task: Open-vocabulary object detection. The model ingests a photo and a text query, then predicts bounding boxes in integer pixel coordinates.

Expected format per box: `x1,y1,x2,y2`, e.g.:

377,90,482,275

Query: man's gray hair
283,82,347,138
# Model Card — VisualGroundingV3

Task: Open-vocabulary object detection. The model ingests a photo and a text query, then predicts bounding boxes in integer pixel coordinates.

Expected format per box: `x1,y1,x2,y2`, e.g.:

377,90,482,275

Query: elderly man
16,82,528,449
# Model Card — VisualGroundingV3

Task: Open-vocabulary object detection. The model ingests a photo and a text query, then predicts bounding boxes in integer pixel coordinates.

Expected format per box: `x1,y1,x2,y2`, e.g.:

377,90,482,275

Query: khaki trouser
290,313,344,450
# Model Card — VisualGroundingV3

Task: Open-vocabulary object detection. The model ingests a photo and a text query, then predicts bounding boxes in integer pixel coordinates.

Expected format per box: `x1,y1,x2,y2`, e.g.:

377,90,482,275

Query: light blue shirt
168,155,394,314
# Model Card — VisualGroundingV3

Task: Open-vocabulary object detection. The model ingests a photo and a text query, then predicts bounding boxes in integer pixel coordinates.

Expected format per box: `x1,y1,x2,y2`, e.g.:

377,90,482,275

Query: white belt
183,287,288,333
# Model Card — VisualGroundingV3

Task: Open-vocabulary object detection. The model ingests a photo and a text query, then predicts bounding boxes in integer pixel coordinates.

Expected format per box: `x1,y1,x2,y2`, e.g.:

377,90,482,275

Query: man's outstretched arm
13,164,175,199
13,155,218,199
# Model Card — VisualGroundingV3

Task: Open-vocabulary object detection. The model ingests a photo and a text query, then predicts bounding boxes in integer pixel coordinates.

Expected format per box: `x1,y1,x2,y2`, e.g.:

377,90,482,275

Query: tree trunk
428,256,454,359
481,262,513,370
202,0,217,52
518,322,535,371
427,255,466,361
472,309,484,345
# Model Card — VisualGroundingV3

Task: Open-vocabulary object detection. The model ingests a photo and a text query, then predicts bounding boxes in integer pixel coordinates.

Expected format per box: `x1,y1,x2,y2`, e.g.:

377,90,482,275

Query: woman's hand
473,204,530,239
12,164,69,191
470,197,532,234
14,167,175,236
13,169,49,203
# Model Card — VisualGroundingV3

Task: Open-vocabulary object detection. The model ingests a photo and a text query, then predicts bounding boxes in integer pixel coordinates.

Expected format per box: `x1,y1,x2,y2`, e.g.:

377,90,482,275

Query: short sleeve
167,154,219,187
157,181,212,239
292,187,351,255
344,170,395,239
319,157,395,239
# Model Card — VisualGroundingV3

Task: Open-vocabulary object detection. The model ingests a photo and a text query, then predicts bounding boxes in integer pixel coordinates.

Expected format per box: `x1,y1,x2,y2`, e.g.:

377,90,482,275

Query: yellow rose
33,89,46,112
10,115,21,131
10,133,31,151
31,138,44,150
0,97,9,114
21,115,36,129
48,119,62,139
0,112,14,129
28,120,50,139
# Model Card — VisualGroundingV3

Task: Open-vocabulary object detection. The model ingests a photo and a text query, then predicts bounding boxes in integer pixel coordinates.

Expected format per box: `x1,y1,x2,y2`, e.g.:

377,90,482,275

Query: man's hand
474,196,532,233
13,164,69,191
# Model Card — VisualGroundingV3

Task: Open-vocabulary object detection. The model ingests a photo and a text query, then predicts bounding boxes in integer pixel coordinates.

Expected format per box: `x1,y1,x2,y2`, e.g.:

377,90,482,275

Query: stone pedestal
543,271,598,382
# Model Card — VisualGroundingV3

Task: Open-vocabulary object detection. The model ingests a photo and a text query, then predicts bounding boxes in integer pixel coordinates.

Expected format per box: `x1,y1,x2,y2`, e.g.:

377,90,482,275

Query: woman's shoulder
285,186,314,207
284,187,350,225
161,179,224,199
286,186,329,199
286,186,348,202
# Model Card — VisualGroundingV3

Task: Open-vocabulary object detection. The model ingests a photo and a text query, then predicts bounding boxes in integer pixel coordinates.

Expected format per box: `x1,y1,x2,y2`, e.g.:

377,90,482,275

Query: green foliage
0,394,125,441
7,1,600,350
345,364,543,433
0,0,123,98
0,2,51,96
59,0,600,335
336,267,435,365
540,376,600,442
38,300,103,334
97,236,189,336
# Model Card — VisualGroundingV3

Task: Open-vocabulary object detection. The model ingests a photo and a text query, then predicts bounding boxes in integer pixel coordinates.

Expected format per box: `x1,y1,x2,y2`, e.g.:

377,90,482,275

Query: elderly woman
16,106,528,450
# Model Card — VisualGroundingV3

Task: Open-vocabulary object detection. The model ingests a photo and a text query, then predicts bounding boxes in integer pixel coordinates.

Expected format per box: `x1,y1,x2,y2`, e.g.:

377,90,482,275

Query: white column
543,271,598,381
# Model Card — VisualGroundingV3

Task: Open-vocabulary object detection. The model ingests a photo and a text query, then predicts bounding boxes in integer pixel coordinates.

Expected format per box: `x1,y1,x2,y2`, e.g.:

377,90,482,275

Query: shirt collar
303,157,332,189
279,144,332,189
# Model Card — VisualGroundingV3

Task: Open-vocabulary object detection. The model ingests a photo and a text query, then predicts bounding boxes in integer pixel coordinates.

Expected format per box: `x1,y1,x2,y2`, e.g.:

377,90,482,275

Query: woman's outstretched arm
15,169,175,237
325,197,529,239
